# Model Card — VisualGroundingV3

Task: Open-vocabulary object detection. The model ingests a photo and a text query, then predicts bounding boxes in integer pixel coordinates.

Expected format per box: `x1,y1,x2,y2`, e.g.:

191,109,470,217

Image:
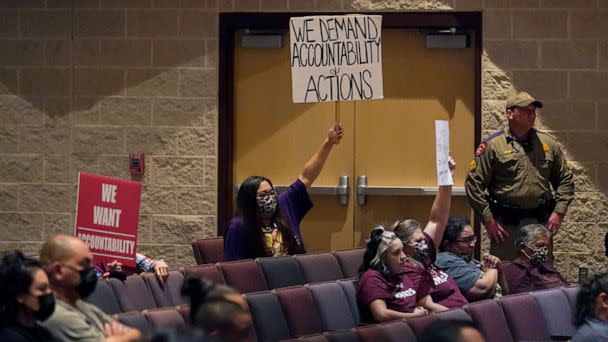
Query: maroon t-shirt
402,233,468,309
503,259,568,294
357,269,428,318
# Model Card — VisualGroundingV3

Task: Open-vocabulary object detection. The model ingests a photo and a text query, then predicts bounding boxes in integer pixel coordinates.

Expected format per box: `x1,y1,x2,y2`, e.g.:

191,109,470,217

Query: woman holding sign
224,123,343,261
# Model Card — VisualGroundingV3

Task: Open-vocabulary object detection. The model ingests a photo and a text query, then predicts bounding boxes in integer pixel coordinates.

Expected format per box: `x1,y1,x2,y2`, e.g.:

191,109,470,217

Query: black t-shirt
0,323,57,342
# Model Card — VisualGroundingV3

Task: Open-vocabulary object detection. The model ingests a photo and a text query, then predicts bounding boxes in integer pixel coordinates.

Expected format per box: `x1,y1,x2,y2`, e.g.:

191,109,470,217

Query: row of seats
114,306,189,333
86,249,365,315
245,280,582,342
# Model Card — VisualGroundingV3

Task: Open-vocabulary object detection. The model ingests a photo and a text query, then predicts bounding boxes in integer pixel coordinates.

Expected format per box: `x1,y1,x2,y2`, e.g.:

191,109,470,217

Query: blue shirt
436,251,482,294
573,318,608,342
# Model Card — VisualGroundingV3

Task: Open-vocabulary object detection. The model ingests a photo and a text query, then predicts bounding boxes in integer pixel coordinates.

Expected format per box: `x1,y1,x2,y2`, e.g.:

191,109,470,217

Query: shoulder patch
469,159,477,172
542,143,550,152
475,141,488,156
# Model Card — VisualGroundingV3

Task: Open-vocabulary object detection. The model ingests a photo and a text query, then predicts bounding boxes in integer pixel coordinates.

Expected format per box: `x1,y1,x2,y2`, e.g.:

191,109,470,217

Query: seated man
40,234,141,342
503,224,568,294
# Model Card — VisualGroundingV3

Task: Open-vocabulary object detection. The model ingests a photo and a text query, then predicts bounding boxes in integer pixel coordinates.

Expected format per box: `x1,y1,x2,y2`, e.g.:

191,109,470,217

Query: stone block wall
1,0,607,281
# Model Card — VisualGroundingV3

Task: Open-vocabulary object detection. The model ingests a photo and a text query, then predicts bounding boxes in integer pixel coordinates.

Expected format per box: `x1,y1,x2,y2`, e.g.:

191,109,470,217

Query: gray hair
515,224,551,249
390,219,421,244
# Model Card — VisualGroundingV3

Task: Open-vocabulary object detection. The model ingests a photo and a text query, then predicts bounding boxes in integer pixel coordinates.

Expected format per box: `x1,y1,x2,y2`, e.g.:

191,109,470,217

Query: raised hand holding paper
435,120,453,186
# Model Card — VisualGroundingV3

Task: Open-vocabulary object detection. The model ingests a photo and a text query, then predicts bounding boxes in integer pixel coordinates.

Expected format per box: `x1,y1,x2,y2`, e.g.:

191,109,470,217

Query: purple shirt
224,178,313,261
357,269,427,321
403,233,468,309
503,259,568,294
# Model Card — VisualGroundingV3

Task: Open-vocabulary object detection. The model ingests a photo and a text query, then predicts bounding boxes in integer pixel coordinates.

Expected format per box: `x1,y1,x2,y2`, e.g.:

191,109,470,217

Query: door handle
234,175,350,206
356,175,466,205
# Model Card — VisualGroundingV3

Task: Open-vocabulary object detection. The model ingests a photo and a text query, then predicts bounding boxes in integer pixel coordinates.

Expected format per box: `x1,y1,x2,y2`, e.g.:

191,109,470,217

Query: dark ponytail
574,272,608,326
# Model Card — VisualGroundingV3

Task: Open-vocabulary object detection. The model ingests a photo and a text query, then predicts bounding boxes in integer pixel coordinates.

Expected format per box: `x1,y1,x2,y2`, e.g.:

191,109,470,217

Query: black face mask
33,293,55,321
76,267,98,299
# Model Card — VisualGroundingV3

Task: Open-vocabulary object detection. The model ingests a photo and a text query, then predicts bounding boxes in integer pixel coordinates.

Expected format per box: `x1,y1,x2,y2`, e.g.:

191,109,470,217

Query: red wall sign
75,173,142,267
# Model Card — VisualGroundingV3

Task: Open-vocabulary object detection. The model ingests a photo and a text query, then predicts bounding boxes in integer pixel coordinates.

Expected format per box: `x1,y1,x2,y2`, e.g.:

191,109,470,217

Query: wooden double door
230,26,478,252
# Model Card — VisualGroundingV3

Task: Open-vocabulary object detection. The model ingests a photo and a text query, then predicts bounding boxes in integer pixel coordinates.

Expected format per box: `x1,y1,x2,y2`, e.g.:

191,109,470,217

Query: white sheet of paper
435,120,453,186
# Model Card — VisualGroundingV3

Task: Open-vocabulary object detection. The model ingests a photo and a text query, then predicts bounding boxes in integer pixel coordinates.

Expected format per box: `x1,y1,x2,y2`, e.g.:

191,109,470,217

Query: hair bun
370,226,385,243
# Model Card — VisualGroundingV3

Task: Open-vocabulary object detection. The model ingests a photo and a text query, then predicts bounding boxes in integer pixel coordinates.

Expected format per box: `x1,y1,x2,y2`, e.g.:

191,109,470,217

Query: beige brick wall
0,0,606,281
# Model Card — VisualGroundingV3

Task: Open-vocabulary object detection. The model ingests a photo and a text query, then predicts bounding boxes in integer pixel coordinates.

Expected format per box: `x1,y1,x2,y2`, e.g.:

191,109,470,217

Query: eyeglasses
455,236,477,244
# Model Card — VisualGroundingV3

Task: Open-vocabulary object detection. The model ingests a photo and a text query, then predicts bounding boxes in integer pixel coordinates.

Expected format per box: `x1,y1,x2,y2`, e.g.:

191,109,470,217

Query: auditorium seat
246,291,292,342
295,253,343,283
334,248,365,278
192,237,224,265
276,286,324,337
356,320,416,342
404,314,438,339
531,287,577,340
435,308,472,322
143,308,186,330
86,278,122,314
109,275,158,312
115,311,153,332
309,282,357,331
500,293,550,341
218,259,268,294
142,271,186,308
337,279,361,325
180,264,226,284
562,285,581,310
258,256,306,289
464,299,513,342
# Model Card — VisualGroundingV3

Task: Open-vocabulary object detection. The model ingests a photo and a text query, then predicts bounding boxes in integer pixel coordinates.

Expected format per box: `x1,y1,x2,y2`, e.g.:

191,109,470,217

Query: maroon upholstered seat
275,286,324,337
309,282,357,331
464,299,514,342
115,311,153,332
334,248,365,278
191,237,224,265
500,293,550,341
218,259,268,294
356,320,416,342
180,264,226,284
405,314,438,339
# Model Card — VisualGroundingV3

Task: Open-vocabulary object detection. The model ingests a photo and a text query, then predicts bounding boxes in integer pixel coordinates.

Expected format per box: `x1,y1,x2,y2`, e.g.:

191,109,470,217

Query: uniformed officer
465,90,574,260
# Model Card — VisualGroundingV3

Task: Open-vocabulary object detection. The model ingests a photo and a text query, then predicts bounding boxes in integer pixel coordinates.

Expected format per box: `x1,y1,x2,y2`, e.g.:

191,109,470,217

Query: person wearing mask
40,234,141,342
573,272,608,341
390,158,468,309
502,224,568,294
224,123,343,261
436,218,509,301
0,251,57,342
356,227,446,323
465,90,574,260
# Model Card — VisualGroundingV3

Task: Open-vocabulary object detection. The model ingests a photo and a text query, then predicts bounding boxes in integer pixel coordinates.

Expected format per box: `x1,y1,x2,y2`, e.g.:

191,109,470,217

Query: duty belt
488,197,555,226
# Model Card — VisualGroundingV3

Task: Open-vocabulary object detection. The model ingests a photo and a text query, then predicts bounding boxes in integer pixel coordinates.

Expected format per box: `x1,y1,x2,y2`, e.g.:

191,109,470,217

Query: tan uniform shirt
465,129,574,223
42,298,113,342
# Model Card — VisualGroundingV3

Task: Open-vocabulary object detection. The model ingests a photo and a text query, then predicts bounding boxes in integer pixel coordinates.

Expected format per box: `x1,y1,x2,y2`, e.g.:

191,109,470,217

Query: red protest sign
75,173,142,267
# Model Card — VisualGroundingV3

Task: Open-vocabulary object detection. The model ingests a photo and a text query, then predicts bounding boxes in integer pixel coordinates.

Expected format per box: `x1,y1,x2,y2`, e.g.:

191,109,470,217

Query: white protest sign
435,120,453,186
289,15,383,103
